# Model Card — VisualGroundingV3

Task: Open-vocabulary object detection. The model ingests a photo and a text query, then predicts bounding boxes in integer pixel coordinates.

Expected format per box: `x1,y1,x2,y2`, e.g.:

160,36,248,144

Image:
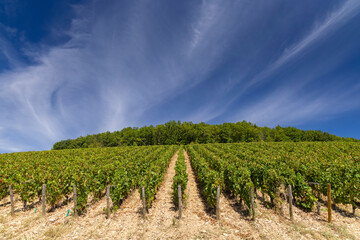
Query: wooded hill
52,121,358,150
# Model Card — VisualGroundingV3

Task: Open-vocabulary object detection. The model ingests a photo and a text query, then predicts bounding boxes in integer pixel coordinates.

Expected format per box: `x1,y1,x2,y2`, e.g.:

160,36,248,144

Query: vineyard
0,145,178,213
186,142,360,214
0,142,359,239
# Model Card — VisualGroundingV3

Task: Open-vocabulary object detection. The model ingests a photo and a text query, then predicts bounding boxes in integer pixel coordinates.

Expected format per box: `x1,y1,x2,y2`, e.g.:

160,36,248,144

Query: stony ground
0,150,359,239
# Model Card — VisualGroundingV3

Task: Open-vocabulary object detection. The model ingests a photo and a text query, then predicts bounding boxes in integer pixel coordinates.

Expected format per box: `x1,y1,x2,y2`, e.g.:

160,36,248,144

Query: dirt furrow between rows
140,151,179,239
181,150,238,240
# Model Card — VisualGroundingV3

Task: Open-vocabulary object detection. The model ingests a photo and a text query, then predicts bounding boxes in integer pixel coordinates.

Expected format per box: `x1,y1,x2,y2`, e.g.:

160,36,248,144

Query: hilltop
53,120,358,150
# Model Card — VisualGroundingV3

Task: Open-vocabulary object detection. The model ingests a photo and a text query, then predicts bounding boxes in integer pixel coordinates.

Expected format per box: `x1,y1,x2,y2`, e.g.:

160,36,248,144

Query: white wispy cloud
188,0,224,55
0,0,238,152
213,0,360,125
235,81,360,127
0,35,23,68
246,0,360,88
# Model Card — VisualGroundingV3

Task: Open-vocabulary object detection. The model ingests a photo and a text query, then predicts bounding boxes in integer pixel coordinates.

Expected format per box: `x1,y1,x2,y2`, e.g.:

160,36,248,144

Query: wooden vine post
106,185,110,219
250,186,255,221
216,186,220,222
317,183,321,215
327,183,331,223
280,184,285,216
10,185,15,216
288,185,294,221
142,186,147,218
42,184,46,216
353,205,357,217
178,185,183,219
73,185,78,217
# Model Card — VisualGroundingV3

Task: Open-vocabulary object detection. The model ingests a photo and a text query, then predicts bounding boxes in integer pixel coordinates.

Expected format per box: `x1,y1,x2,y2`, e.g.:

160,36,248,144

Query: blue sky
1,0,360,152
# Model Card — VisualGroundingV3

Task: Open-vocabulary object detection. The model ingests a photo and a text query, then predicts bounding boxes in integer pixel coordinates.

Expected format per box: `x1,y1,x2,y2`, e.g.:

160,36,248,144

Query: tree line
52,121,358,150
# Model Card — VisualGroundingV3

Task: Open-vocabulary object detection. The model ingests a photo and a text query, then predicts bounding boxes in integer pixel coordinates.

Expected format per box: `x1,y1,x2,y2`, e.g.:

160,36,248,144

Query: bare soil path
139,150,179,239
0,193,76,239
